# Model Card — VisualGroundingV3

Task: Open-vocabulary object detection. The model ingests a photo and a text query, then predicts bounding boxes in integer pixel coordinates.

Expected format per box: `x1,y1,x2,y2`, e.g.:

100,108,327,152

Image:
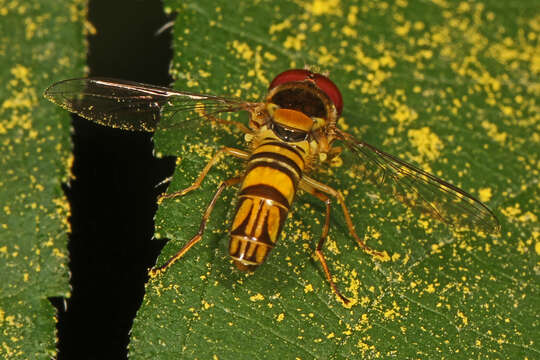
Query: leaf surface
130,1,539,358
0,1,86,358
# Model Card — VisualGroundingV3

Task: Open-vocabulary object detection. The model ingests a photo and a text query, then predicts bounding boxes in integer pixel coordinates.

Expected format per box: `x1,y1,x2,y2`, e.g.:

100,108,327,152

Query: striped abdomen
229,140,306,270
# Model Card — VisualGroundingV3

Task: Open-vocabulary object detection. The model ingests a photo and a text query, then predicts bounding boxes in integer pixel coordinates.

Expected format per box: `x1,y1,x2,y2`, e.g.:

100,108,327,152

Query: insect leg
327,146,343,164
159,147,248,202
149,176,242,277
300,176,385,258
300,182,350,304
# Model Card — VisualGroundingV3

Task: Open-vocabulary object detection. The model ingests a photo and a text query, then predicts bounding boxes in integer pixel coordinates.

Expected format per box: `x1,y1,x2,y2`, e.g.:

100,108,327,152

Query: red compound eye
269,69,343,116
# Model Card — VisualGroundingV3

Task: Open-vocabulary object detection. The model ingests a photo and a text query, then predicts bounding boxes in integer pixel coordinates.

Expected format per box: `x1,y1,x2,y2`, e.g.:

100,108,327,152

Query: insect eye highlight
270,122,309,143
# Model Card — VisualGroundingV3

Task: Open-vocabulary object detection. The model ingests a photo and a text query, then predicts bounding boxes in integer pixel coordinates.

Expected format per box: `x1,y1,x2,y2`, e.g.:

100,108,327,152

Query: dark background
50,1,175,358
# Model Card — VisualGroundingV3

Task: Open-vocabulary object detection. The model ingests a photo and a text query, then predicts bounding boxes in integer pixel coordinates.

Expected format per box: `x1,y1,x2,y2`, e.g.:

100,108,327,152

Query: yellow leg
300,175,384,257
158,146,249,203
149,176,242,277
301,185,351,304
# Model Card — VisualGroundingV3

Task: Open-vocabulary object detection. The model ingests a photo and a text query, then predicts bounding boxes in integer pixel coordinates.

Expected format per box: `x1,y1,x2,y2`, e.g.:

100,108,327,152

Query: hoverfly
44,69,500,303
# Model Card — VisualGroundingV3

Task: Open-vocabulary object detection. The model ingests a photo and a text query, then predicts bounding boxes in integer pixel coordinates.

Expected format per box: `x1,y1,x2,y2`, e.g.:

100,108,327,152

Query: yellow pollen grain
231,40,254,61
518,211,537,223
284,33,306,51
395,21,411,36
250,293,265,302
384,308,397,319
198,70,211,78
11,64,30,85
347,5,358,25
264,52,277,61
269,19,292,34
414,21,425,31
457,310,468,326
53,248,65,258
342,25,357,37
501,204,521,218
392,103,418,124
481,121,507,145
318,46,338,65
478,187,493,202
307,0,342,16
408,127,443,161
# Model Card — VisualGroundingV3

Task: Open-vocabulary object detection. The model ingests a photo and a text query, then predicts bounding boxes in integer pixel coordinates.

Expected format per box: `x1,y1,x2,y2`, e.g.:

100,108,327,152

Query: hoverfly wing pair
339,132,500,234
44,77,248,133
44,77,500,235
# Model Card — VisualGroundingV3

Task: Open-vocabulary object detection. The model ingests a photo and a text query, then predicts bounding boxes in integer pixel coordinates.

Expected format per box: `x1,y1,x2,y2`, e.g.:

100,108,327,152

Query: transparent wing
337,130,500,234
44,78,256,132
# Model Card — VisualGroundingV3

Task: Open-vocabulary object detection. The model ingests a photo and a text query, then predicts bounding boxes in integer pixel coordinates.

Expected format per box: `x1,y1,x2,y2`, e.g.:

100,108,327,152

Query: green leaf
131,0,538,358
0,1,86,358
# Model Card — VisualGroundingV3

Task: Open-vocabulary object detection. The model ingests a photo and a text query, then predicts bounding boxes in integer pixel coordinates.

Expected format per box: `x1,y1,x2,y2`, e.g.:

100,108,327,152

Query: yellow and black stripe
229,139,307,269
